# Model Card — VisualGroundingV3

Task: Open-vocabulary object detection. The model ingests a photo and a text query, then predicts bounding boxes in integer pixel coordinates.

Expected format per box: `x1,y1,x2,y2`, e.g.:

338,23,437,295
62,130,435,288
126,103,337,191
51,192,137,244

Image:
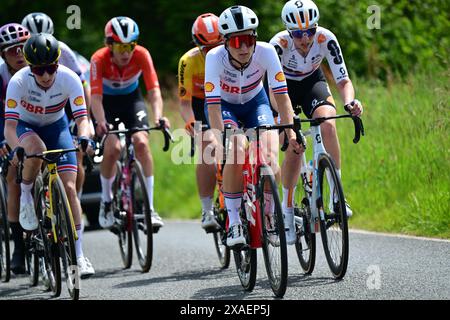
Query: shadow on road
112,267,235,289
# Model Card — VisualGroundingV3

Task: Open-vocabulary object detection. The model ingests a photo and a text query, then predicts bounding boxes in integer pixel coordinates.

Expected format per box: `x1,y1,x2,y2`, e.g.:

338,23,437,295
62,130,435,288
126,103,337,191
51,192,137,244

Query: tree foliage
1,0,448,83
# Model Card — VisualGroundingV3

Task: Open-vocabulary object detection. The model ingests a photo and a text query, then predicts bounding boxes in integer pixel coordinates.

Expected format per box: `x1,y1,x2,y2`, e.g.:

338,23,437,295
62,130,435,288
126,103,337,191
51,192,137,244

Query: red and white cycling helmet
191,13,223,47
0,23,31,52
105,16,139,44
281,0,320,30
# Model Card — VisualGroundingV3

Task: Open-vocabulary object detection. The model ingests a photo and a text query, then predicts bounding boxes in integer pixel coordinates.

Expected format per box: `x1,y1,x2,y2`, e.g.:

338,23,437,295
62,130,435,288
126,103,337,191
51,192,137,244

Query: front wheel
318,154,349,279
259,171,288,298
131,160,153,272
52,177,79,300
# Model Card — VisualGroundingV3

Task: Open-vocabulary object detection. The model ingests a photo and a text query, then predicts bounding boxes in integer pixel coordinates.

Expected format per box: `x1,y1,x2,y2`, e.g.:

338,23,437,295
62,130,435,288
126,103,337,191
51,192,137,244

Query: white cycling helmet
21,12,54,34
281,0,320,30
218,5,259,37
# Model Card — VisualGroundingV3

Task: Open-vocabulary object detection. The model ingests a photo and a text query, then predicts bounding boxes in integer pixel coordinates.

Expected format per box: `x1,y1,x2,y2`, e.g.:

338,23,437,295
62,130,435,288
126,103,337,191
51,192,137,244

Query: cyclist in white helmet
22,12,94,202
205,5,301,247
269,0,364,244
0,23,31,274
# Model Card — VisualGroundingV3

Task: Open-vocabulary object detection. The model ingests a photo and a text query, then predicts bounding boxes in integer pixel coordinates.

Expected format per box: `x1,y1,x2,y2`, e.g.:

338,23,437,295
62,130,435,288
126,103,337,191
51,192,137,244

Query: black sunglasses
30,64,58,76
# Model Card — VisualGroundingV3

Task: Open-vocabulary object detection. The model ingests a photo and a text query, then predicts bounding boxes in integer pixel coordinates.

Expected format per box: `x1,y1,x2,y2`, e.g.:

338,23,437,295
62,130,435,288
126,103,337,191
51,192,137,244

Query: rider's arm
204,49,223,131
336,78,355,106
90,94,105,123
321,30,362,116
82,80,91,110
4,77,22,150
137,47,165,125
145,88,164,125
177,55,196,133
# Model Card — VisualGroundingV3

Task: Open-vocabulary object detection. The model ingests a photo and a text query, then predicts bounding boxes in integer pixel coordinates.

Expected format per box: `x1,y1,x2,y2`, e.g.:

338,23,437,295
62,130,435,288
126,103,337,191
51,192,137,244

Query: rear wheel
318,154,349,279
259,171,288,298
131,160,153,272
0,175,10,282
113,161,133,269
52,177,79,300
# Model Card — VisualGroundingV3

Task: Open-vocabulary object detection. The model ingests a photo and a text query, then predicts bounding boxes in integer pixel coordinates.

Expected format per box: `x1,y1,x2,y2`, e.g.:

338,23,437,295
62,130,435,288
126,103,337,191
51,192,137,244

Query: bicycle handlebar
15,147,79,184
106,119,173,152
280,111,365,151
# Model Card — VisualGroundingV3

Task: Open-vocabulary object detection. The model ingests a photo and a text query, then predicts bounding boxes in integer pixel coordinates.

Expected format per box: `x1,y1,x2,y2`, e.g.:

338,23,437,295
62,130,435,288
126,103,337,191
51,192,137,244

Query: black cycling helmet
24,33,60,65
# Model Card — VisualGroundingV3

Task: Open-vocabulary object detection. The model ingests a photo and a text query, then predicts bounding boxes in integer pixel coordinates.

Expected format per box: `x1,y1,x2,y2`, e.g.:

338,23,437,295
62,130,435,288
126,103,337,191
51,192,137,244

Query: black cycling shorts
192,97,208,125
287,68,335,119
103,89,149,130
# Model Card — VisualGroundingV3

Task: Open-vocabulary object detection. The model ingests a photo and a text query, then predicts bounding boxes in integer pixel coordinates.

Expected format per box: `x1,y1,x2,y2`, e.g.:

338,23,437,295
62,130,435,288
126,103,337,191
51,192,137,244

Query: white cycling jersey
59,41,85,82
5,64,87,127
269,27,349,83
204,41,288,106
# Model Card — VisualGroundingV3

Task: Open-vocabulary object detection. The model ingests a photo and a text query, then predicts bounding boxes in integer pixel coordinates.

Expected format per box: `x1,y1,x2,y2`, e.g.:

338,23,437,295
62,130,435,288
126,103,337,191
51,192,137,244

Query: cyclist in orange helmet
178,13,223,231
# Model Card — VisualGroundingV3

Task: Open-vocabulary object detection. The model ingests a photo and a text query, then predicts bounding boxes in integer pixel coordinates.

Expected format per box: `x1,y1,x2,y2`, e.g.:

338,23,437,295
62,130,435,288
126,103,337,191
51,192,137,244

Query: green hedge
1,0,448,82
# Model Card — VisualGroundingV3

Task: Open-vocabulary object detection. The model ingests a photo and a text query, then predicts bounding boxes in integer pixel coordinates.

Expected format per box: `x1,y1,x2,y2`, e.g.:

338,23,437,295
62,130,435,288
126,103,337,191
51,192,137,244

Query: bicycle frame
45,160,78,243
299,125,327,234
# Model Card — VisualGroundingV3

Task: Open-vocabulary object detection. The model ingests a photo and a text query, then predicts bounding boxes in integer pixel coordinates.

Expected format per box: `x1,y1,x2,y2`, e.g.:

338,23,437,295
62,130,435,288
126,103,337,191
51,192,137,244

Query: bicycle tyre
0,175,10,282
317,153,349,279
259,170,288,298
212,201,230,269
233,202,257,292
52,176,79,300
131,160,153,272
113,161,133,269
35,174,61,296
294,191,316,275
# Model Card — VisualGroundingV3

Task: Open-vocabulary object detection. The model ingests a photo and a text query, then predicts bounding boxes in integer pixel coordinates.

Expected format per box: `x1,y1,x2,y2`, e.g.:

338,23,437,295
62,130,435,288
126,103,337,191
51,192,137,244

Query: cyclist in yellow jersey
178,13,223,231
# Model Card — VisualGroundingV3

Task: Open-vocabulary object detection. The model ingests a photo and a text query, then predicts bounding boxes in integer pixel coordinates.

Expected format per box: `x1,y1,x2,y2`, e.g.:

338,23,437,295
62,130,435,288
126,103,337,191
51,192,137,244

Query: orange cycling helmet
191,13,223,47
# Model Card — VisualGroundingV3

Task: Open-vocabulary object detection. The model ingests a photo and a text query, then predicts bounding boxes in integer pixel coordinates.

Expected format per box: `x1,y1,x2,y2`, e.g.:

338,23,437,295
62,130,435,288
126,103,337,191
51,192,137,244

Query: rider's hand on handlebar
0,140,8,158
345,99,363,117
77,136,96,156
287,129,303,154
156,117,171,129
95,120,109,137
185,120,195,137
8,146,24,167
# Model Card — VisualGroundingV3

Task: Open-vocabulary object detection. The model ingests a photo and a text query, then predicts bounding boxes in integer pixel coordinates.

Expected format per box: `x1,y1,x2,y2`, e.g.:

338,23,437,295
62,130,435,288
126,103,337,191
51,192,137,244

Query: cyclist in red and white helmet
270,0,364,244
0,23,30,275
91,16,170,232
178,13,223,232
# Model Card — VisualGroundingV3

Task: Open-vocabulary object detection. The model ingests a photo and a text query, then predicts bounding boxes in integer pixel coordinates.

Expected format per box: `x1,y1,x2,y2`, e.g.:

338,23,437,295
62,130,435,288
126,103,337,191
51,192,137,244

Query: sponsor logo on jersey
74,96,85,106
279,38,288,49
7,99,17,108
20,100,44,114
318,34,327,44
205,82,215,93
275,72,286,82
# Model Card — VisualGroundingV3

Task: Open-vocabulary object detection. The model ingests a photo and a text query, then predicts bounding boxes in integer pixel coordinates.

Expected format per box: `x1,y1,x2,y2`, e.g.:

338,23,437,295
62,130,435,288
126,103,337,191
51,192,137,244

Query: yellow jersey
178,47,205,102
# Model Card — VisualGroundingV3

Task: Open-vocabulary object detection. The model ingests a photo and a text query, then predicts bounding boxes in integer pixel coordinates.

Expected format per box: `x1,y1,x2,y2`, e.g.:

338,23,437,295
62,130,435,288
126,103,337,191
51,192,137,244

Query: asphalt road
1,220,449,301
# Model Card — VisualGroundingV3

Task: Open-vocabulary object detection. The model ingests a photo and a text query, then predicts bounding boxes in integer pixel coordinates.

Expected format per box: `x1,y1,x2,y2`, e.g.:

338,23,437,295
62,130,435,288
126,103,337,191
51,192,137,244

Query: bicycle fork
46,164,78,243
